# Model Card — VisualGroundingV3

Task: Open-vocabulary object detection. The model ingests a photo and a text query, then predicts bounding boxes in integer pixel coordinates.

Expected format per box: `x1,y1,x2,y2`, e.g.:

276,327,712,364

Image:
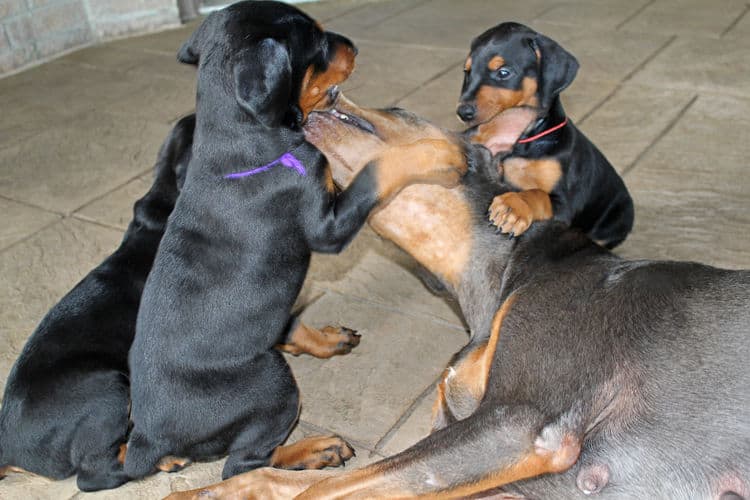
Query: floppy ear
177,20,204,65
234,38,292,128
177,41,199,65
531,34,579,110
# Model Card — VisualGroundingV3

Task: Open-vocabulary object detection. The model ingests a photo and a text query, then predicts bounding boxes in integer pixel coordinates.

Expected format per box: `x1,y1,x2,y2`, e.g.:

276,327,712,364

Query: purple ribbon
224,152,306,179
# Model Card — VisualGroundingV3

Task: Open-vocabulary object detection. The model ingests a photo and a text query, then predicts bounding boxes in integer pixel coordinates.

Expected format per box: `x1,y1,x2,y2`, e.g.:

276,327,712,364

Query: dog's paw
274,435,355,470
319,326,361,357
488,192,533,236
156,456,192,473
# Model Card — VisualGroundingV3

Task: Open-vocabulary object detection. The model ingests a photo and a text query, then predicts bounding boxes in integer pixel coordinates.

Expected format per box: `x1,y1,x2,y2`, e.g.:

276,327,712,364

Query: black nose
457,103,476,122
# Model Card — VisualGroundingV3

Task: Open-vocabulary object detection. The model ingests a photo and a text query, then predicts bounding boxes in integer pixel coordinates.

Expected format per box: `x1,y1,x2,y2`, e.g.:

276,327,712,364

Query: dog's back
0,115,194,491
561,122,634,248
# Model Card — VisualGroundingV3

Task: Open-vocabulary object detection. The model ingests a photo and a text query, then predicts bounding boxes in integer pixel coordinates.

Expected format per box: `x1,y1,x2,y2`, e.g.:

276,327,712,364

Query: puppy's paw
156,456,192,473
319,326,361,357
489,192,533,236
273,435,355,470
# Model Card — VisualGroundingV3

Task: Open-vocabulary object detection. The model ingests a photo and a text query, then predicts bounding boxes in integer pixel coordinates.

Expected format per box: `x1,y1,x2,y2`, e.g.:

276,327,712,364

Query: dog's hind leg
277,316,360,359
167,437,353,500
170,403,583,499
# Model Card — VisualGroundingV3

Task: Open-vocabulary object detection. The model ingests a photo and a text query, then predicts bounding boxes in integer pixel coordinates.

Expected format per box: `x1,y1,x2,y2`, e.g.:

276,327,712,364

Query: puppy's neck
193,105,306,162
514,96,567,151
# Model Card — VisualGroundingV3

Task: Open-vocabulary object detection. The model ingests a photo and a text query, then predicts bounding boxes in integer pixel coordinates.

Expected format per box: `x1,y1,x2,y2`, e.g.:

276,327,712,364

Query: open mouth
326,108,376,134
307,88,376,134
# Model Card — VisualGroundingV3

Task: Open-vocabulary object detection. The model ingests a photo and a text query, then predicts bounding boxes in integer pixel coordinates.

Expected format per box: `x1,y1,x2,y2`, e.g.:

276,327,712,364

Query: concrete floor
1,0,749,498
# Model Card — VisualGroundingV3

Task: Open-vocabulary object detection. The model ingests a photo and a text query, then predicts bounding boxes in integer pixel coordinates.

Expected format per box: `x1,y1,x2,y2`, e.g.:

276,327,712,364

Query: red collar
516,117,569,144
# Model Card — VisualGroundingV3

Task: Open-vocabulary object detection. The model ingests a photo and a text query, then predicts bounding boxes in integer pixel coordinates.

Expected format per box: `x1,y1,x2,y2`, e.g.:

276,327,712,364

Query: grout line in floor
720,3,750,38
621,94,698,177
622,34,677,84
70,214,130,233
0,193,63,217
352,37,467,53
372,379,436,453
315,287,467,333
615,0,657,31
577,84,621,126
393,60,464,106
363,0,433,30
0,217,62,255
68,167,153,216
318,1,379,23
578,35,676,126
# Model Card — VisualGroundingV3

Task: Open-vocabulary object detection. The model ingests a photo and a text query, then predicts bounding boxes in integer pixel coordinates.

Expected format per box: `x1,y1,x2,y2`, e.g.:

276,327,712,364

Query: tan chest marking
503,157,563,193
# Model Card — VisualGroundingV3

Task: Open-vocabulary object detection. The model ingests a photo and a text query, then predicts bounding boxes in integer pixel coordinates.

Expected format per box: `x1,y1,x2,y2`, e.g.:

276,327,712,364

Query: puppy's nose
327,85,340,102
457,103,477,123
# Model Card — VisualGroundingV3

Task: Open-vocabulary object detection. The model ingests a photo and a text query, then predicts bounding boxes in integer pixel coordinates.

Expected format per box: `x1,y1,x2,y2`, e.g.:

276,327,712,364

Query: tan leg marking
117,443,127,465
165,468,339,500
369,185,473,290
433,295,517,428
269,435,354,470
374,138,467,202
0,465,27,478
166,437,352,500
503,157,563,193
156,456,191,473
277,322,360,359
427,433,581,499
489,189,553,236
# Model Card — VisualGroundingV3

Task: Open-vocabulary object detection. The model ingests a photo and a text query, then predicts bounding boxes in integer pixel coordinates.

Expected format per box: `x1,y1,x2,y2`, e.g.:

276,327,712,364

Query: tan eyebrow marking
488,55,505,71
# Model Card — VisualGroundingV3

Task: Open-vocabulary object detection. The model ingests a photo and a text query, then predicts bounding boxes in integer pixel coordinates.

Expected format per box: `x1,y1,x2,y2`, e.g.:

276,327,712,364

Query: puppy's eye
496,67,512,79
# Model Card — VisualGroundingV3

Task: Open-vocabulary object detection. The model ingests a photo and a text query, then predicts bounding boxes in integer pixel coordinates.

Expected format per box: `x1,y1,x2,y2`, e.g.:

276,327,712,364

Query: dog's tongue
471,107,538,155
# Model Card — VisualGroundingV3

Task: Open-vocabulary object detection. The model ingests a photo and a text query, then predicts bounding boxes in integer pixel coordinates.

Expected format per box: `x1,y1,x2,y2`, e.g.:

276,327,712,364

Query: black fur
0,115,194,491
125,1,388,481
459,22,634,248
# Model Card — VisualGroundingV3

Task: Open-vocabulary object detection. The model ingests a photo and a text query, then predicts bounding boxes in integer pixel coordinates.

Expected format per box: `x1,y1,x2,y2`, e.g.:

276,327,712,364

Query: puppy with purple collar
125,0,467,482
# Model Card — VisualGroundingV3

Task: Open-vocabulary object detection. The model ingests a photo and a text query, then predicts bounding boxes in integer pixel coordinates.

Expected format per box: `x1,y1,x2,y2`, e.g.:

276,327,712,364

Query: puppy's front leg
277,317,360,359
302,139,466,253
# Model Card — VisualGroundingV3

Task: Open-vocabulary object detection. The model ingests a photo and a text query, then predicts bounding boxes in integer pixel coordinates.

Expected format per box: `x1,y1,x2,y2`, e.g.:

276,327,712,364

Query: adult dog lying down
169,95,749,499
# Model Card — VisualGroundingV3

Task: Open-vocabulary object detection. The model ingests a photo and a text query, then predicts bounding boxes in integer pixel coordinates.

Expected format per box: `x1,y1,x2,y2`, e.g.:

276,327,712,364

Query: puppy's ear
178,40,199,65
177,21,205,65
234,38,292,128
531,34,579,110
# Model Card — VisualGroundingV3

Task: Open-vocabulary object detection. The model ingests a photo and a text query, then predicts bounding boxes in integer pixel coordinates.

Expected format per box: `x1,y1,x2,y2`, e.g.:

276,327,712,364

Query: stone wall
0,0,181,75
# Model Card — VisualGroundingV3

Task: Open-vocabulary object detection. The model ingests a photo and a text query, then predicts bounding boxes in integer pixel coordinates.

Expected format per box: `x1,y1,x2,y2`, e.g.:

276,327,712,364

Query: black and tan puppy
169,97,749,500
125,0,466,482
459,22,634,248
0,115,194,491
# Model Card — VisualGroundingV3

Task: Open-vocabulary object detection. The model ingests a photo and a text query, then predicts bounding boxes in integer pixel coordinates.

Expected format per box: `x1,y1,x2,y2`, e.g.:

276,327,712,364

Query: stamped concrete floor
1,0,749,498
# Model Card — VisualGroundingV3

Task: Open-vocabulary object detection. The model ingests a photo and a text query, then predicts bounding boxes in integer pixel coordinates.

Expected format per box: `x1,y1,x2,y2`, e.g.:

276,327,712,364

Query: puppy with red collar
459,22,633,248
